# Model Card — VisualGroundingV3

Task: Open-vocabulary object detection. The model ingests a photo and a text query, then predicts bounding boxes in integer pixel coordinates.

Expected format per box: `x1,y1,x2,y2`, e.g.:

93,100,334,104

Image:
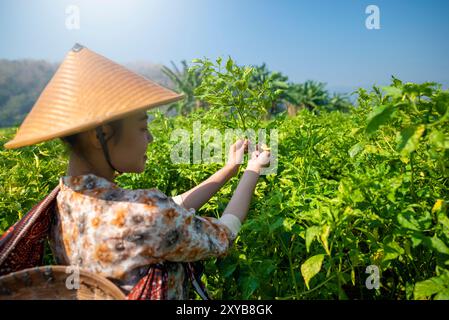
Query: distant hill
0,59,173,128
0,59,57,127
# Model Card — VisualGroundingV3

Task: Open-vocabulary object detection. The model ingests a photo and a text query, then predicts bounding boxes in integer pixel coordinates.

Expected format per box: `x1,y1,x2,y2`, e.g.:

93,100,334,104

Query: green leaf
429,131,449,149
256,260,276,279
382,241,404,262
305,226,321,253
435,292,449,300
412,233,449,255
235,79,247,91
243,66,253,78
366,104,395,134
397,213,421,231
437,212,449,230
273,81,289,89
348,142,364,158
226,57,234,72
320,225,331,255
434,91,449,116
219,261,237,278
411,233,423,247
428,235,449,255
240,276,259,299
301,254,325,290
269,217,284,233
397,125,425,155
382,86,402,99
274,89,284,96
351,269,356,286
391,76,403,87
282,217,296,231
414,279,443,299
414,272,449,300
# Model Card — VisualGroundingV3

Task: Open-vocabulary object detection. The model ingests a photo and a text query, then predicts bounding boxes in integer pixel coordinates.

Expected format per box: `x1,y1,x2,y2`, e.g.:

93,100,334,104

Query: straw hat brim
4,94,184,149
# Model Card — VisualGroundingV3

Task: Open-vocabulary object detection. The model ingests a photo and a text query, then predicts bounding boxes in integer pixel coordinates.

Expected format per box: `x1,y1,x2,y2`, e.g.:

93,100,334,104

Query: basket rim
0,265,127,300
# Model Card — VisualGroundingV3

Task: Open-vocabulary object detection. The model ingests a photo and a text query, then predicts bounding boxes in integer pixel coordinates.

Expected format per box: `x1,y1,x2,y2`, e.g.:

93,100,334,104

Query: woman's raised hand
226,139,249,175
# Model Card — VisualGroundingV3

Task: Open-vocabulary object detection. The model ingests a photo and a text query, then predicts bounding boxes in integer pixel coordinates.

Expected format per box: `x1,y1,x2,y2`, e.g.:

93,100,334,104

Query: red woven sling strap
0,188,212,300
0,186,60,275
126,261,211,300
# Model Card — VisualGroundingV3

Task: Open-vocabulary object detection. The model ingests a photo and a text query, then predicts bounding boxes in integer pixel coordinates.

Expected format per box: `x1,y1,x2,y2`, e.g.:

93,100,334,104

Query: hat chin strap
95,127,123,175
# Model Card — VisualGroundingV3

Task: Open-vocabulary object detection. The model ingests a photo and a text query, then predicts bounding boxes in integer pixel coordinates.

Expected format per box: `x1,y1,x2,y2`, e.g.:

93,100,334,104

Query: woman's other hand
246,144,271,174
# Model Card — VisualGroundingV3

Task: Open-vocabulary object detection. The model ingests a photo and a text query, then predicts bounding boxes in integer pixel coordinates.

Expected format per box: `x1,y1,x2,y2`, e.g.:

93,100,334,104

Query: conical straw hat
4,43,184,149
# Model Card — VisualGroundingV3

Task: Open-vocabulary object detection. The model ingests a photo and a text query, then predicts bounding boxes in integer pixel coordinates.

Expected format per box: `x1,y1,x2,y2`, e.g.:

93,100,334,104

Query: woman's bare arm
222,148,271,223
178,164,238,211
222,165,260,222
177,139,248,211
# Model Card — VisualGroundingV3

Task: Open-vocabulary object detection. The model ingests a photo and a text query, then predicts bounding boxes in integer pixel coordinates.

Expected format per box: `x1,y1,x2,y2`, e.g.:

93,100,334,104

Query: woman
2,44,270,299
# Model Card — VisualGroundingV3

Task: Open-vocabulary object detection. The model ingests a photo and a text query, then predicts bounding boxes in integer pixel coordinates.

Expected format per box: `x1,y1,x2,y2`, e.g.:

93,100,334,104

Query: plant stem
410,152,417,201
278,234,300,299
236,104,247,131
286,252,300,299
301,267,352,296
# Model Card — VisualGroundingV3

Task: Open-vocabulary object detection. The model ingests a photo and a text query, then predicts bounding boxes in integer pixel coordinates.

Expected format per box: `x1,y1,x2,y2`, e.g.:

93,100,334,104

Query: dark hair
60,118,124,157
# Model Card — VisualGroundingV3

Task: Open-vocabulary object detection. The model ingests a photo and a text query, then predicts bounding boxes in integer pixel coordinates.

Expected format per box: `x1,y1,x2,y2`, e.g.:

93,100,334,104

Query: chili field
1,62,448,299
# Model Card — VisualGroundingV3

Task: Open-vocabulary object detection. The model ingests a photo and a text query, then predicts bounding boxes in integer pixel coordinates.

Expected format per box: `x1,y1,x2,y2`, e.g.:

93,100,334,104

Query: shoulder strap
185,262,212,300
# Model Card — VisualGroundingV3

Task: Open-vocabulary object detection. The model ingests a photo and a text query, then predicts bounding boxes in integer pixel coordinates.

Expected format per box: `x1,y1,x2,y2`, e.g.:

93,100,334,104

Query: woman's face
109,111,153,173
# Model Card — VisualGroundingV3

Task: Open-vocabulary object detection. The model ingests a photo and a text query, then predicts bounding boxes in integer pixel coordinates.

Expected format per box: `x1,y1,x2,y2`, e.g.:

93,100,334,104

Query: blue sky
0,0,448,92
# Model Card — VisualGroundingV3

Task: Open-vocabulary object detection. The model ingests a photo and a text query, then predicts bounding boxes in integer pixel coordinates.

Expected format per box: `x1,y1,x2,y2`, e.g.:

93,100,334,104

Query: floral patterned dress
49,174,241,299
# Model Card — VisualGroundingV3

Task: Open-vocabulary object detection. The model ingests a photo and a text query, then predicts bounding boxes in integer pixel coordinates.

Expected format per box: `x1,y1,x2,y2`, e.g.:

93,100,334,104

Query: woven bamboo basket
0,266,126,300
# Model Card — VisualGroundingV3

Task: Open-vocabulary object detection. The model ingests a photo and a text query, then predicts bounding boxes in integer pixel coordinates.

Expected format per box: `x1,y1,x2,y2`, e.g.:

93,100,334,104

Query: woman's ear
87,125,113,149
85,129,101,149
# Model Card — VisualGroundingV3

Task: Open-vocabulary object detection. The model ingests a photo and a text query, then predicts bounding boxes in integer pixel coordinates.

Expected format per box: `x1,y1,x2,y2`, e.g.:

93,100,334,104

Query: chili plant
189,56,284,131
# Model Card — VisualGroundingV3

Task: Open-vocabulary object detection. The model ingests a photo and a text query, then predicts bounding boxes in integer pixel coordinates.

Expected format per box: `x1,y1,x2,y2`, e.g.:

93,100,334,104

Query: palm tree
285,81,330,114
325,92,352,113
249,63,292,115
298,80,329,110
161,60,203,115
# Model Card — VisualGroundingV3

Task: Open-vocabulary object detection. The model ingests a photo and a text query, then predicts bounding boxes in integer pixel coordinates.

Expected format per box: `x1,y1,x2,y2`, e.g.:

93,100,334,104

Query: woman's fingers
258,151,271,166
230,139,270,166
232,139,242,151
236,139,248,150
228,139,249,166
251,149,270,164
251,150,260,160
